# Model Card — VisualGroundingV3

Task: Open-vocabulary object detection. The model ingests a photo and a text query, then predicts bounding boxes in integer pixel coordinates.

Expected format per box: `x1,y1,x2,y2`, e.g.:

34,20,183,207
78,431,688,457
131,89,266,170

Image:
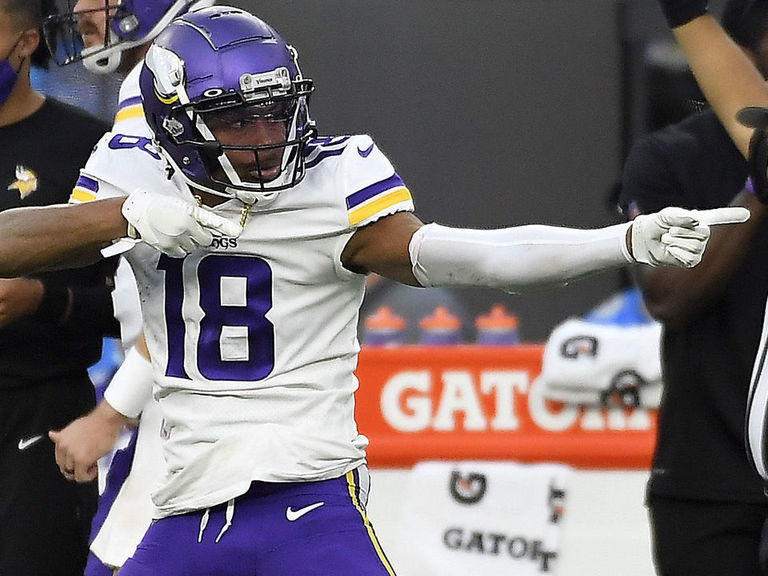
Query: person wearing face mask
0,1,118,575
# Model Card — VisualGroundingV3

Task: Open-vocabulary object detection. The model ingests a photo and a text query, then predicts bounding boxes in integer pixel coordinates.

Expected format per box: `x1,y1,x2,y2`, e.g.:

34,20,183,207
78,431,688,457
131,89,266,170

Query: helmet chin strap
82,47,121,74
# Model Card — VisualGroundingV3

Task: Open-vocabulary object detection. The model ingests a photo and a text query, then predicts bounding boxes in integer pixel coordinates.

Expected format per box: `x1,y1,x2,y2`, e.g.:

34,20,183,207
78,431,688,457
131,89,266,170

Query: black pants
649,493,768,576
0,376,98,576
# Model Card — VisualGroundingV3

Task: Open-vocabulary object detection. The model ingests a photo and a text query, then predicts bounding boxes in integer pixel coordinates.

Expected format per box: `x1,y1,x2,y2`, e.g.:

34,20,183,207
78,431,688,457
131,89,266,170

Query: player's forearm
408,208,746,291
673,15,768,157
0,198,128,277
409,222,632,293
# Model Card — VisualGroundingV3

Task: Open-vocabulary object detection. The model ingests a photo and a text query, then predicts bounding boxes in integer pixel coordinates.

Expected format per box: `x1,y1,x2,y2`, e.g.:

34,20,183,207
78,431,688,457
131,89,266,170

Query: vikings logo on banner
449,471,487,504
7,165,38,199
560,335,598,359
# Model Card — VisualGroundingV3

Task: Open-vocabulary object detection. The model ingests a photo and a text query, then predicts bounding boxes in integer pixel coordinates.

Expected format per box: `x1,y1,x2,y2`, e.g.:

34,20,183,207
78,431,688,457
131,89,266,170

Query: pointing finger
192,206,243,238
694,207,750,226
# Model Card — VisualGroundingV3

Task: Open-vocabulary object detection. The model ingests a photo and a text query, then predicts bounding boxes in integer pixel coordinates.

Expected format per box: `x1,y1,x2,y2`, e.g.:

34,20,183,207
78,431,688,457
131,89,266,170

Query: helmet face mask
175,92,311,196
43,0,213,74
140,8,316,205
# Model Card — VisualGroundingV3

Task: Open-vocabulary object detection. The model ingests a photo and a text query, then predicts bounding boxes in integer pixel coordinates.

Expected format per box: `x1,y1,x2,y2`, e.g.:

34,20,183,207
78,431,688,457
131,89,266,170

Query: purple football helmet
44,0,215,74
140,6,315,205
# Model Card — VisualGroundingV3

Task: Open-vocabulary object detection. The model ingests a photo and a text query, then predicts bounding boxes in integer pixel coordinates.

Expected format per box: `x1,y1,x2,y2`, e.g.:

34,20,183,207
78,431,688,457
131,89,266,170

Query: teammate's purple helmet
139,6,315,205
44,0,215,74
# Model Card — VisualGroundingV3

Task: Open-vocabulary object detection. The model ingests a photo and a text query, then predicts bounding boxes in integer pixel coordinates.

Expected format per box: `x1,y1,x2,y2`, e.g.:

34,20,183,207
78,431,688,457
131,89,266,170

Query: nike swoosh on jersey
357,143,375,158
286,501,325,521
17,435,44,451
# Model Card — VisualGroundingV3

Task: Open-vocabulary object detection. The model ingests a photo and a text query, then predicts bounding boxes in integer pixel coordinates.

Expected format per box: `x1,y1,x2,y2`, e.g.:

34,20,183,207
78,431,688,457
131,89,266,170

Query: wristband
37,282,71,323
103,346,154,418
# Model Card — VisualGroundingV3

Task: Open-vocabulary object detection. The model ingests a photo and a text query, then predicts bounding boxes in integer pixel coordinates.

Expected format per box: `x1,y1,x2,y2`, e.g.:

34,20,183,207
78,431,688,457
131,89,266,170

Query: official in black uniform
0,1,117,575
619,2,768,574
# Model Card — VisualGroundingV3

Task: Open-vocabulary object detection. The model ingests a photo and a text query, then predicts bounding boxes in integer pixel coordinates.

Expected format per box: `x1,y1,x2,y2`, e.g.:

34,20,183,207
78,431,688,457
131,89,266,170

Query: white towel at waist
90,398,165,568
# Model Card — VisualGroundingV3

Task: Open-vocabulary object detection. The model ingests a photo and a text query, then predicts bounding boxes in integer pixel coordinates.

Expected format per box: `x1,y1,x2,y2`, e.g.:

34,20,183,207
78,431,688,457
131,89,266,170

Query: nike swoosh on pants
286,501,325,521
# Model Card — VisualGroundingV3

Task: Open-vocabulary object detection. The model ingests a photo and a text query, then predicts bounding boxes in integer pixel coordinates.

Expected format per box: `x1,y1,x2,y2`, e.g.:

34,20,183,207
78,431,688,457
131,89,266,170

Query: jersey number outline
158,254,275,381
108,134,161,160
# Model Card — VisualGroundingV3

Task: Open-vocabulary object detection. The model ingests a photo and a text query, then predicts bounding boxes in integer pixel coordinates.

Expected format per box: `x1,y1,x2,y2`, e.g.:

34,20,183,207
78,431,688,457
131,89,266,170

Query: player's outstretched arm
343,207,749,292
0,199,128,277
0,190,243,277
658,1,768,157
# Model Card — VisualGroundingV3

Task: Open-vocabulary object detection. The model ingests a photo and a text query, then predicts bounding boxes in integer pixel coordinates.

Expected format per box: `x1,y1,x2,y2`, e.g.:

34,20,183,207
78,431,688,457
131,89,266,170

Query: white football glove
121,189,243,258
629,206,750,268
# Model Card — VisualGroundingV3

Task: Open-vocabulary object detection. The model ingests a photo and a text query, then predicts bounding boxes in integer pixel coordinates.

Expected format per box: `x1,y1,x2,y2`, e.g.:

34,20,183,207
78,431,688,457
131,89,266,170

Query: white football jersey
75,100,414,516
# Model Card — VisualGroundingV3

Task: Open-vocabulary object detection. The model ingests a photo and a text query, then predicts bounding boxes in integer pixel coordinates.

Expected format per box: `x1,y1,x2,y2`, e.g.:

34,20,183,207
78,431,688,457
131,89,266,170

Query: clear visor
200,100,297,131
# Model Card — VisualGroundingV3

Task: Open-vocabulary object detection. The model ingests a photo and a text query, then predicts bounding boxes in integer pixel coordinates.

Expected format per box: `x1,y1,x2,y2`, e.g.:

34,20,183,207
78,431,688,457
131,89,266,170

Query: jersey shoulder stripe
346,172,412,226
70,174,100,203
114,96,144,125
304,134,415,228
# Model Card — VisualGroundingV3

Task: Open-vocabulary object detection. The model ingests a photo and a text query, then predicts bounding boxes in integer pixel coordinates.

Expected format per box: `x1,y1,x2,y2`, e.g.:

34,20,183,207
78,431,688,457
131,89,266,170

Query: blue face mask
0,35,25,107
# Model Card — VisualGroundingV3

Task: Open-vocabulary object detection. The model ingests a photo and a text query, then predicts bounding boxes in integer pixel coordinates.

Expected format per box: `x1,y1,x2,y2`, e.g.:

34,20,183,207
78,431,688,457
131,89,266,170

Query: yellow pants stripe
345,470,397,576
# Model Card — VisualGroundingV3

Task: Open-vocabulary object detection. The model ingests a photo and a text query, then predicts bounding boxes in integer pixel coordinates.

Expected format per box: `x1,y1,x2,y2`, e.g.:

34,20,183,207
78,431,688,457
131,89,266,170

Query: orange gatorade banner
354,345,657,469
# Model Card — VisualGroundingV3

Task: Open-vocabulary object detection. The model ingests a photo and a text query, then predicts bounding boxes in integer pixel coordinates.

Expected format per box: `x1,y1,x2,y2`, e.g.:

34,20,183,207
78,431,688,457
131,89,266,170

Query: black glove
658,0,708,28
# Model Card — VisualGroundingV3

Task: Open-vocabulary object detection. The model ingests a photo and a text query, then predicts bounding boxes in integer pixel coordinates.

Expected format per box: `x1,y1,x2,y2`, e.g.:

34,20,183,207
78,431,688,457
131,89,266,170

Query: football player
0,5,751,575
42,1,213,574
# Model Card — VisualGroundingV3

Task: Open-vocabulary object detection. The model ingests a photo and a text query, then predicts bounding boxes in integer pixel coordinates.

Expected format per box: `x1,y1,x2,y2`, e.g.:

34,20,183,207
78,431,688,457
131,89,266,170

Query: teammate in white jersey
43,1,212,573
0,5,751,574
